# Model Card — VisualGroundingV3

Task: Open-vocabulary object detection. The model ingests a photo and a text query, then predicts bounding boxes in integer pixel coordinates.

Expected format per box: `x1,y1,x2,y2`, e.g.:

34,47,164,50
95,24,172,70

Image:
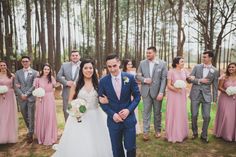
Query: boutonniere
123,76,129,85
210,68,214,73
28,70,33,76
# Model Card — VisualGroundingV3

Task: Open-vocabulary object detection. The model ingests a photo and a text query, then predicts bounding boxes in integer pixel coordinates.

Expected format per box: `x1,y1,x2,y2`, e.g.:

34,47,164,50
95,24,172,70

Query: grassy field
0,98,236,157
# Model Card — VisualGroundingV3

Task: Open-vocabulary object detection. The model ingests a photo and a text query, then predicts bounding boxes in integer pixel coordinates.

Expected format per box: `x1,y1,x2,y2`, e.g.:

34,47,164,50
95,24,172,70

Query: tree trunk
46,0,54,67
66,0,71,57
39,0,46,63
124,0,130,58
0,3,4,60
115,0,119,56
25,0,32,59
55,0,61,73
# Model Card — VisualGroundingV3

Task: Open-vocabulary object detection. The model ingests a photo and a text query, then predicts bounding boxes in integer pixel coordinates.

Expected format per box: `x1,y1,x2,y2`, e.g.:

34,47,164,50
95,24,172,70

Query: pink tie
114,78,121,99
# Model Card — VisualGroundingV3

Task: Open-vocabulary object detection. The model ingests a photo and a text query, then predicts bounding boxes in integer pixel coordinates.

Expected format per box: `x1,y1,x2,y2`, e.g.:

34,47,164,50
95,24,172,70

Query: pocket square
157,69,162,72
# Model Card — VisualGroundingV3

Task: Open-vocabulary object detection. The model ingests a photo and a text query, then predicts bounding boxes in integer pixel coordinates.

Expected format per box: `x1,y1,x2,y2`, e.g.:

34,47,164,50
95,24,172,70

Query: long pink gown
34,77,57,145
214,79,236,141
165,69,189,143
0,76,18,143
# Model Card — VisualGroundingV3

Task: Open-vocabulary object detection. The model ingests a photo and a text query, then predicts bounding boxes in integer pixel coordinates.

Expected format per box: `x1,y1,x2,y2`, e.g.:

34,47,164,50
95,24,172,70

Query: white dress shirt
23,67,31,80
149,60,155,77
111,72,122,91
71,62,79,79
203,64,212,78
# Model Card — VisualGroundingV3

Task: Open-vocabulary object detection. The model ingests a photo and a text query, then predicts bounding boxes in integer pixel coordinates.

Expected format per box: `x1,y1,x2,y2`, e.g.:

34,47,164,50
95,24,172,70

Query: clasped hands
99,95,130,123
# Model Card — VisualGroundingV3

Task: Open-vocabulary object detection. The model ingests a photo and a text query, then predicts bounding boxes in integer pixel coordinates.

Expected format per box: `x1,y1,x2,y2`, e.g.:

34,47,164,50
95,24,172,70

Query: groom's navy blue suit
98,72,140,157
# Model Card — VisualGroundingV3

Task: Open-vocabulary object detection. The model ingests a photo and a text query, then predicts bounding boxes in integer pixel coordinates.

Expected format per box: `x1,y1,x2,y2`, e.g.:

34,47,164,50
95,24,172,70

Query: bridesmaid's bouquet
32,87,45,97
0,85,8,94
0,85,8,99
174,80,187,89
67,98,88,122
225,86,236,96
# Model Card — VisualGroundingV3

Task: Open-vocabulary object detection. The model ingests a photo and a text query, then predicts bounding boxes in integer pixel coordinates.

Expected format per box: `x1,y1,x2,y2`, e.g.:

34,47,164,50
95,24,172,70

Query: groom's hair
106,53,119,62
203,50,214,58
147,46,157,53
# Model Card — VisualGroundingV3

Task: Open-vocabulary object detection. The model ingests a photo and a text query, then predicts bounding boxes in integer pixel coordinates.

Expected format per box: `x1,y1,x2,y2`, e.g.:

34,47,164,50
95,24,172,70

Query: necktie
114,77,121,99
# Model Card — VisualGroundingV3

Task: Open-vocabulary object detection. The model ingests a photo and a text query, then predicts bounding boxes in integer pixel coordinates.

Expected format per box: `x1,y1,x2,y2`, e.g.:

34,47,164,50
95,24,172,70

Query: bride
52,59,113,157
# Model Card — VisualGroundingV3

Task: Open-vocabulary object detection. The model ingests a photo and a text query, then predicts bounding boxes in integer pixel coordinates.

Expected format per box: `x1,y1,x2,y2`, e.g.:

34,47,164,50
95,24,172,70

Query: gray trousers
20,101,35,136
191,94,211,138
142,94,162,133
63,97,69,121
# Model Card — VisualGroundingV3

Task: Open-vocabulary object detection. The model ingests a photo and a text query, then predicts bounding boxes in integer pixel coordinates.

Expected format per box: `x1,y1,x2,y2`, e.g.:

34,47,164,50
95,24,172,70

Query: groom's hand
113,113,123,123
119,109,130,120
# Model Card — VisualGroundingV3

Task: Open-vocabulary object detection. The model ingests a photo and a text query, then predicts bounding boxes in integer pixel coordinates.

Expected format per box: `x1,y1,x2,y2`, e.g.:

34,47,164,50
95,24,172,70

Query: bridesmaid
0,61,18,144
34,63,57,145
214,62,236,141
165,56,189,143
123,59,141,134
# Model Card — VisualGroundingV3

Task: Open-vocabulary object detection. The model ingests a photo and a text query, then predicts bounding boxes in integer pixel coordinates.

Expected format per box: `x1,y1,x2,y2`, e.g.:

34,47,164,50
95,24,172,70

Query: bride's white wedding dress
52,87,113,157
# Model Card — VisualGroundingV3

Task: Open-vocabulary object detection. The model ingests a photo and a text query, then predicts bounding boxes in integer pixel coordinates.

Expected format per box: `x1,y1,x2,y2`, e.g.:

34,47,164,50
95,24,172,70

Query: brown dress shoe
27,136,33,144
155,132,161,138
143,133,149,141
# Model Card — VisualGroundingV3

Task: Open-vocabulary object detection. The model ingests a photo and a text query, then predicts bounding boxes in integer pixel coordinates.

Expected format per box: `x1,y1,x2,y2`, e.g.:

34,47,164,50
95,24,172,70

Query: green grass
0,98,236,157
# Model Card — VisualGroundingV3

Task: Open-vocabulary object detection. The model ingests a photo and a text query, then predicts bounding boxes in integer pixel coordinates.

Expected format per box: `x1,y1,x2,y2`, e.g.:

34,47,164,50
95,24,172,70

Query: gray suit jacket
187,64,218,102
56,61,81,99
136,59,167,98
15,68,38,102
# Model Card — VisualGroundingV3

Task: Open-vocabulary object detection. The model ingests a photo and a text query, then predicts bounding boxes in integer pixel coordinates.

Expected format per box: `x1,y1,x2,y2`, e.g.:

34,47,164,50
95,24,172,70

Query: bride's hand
99,95,109,104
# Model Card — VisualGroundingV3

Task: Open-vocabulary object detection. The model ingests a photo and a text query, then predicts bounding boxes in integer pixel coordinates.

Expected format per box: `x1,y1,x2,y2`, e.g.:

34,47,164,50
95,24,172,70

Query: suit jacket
15,68,38,102
98,72,141,129
136,59,167,98
187,64,218,102
57,61,81,99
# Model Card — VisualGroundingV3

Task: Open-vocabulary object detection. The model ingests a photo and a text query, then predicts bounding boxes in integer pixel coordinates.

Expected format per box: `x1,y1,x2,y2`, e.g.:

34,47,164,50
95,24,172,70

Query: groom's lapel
107,74,119,100
120,72,126,100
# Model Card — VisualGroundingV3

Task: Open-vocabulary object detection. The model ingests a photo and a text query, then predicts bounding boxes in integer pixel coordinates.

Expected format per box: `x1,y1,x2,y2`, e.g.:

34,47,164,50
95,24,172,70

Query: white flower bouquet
0,85,8,94
32,87,45,97
225,86,236,96
67,98,88,122
174,80,187,89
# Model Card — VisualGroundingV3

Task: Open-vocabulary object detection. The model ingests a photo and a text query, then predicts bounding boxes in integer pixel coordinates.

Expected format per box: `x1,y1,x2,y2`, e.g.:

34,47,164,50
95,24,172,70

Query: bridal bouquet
32,87,45,97
174,80,187,89
225,86,236,96
0,85,8,94
67,98,88,122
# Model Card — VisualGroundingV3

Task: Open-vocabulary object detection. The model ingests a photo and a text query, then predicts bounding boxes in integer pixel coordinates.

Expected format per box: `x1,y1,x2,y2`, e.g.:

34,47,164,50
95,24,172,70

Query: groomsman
57,50,81,121
136,46,167,141
187,50,218,143
15,56,38,143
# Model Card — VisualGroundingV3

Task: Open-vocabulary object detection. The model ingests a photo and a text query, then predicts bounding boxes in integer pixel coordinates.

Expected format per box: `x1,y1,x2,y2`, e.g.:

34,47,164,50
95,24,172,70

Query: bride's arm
68,85,76,102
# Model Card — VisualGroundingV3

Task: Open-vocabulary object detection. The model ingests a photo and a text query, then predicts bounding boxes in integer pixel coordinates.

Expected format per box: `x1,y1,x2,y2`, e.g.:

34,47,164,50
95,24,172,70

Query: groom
98,53,140,157
187,50,218,143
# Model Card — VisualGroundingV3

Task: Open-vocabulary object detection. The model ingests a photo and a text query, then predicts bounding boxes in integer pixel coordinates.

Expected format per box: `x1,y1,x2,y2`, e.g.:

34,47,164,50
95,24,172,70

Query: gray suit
136,59,167,133
57,61,80,121
15,68,38,136
187,64,218,138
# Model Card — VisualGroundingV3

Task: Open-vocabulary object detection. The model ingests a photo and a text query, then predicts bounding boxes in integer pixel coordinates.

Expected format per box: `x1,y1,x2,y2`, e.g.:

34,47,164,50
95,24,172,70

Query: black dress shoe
200,136,209,143
191,134,198,140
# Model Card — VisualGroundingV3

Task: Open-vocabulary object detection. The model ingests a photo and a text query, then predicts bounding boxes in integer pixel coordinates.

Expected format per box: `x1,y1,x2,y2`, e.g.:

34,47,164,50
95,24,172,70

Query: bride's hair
73,59,98,99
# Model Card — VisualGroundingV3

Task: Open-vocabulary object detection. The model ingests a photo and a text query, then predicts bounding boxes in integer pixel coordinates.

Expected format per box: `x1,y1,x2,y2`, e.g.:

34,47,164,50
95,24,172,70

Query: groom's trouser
62,97,69,121
108,124,136,157
143,94,162,133
191,94,211,138
20,100,35,136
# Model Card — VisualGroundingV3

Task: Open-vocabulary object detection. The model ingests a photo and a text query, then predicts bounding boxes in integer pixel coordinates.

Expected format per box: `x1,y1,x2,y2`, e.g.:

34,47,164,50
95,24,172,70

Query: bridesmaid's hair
73,59,98,99
172,56,183,68
39,63,52,83
123,59,132,72
225,62,236,76
0,60,12,78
